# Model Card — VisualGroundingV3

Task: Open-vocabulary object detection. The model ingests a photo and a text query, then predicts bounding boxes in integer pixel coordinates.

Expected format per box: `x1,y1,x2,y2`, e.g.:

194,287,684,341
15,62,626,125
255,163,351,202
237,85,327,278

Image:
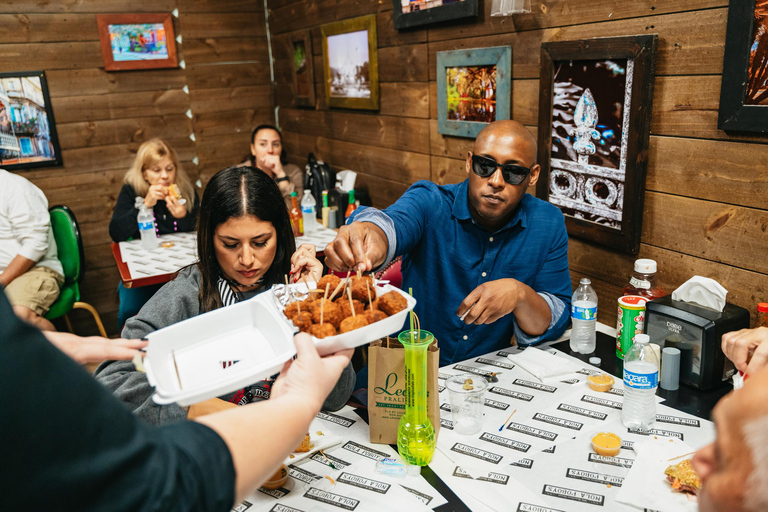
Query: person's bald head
474,120,538,167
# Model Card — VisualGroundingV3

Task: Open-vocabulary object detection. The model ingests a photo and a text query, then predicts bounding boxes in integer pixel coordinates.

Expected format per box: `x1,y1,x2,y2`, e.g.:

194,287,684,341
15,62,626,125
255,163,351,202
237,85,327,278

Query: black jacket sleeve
0,291,236,511
110,184,141,242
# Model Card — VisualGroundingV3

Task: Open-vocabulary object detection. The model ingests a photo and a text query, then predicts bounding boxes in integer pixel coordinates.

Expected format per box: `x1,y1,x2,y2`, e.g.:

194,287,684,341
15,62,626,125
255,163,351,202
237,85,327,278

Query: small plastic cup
445,373,488,435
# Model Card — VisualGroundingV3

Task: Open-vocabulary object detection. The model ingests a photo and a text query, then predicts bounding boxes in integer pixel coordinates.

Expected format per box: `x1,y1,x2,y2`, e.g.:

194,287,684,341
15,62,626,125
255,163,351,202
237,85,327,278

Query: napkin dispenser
644,296,749,390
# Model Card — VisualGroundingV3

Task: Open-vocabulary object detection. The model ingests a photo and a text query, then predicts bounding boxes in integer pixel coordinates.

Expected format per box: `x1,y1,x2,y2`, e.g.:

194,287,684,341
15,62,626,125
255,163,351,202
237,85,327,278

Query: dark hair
196,166,296,312
249,124,288,165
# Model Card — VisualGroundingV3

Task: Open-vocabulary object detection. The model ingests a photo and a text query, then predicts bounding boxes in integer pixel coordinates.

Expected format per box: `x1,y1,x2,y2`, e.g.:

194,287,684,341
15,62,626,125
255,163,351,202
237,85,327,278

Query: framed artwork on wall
96,13,178,72
536,35,658,254
321,15,379,111
719,0,768,132
289,30,316,108
0,71,62,171
392,0,479,30
436,46,511,139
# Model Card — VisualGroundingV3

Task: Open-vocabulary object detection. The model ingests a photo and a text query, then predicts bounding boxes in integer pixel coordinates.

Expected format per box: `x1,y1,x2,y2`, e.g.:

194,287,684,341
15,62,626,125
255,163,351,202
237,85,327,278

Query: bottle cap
580,277,591,285
758,303,768,313
290,191,297,197
589,357,601,366
349,189,355,203
635,334,650,344
634,259,657,274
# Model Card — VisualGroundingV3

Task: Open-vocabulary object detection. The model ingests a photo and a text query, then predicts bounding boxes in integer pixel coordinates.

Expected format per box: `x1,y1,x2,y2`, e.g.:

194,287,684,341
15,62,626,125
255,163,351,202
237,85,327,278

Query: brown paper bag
367,336,440,445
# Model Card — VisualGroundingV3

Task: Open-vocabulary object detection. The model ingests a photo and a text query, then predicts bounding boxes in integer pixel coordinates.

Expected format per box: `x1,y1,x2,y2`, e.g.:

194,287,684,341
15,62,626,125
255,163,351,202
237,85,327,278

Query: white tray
144,282,415,406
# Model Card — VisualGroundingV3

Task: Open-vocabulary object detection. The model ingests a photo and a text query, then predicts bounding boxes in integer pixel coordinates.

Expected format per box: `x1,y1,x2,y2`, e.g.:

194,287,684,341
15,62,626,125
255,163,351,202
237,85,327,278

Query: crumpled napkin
615,437,699,512
671,276,727,312
506,347,584,382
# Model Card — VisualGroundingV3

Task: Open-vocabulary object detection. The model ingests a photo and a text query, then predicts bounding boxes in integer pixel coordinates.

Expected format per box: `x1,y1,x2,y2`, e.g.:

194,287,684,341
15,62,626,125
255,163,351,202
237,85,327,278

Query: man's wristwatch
275,176,290,183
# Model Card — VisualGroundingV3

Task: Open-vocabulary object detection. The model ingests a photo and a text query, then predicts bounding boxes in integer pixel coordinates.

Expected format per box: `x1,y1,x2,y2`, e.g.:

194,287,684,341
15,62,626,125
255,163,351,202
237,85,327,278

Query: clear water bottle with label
570,278,598,354
622,334,659,429
301,189,317,234
136,197,158,250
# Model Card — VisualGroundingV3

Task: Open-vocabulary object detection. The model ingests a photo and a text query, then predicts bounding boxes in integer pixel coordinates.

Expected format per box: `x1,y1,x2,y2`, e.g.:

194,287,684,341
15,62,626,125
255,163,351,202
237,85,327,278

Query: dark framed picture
289,30,316,108
392,0,479,30
436,46,512,138
536,35,658,254
719,0,768,132
0,71,62,171
96,13,178,72
321,15,379,110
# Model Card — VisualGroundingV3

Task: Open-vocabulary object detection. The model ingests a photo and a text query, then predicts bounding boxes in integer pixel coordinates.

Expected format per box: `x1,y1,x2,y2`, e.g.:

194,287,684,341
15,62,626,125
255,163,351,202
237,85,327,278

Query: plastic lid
580,278,591,285
758,303,768,313
634,334,650,344
290,191,297,197
634,259,657,274
589,357,601,365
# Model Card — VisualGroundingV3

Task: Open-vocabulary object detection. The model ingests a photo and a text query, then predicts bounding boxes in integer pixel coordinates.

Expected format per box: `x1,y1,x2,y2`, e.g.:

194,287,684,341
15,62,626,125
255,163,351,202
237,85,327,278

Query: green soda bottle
396,329,436,466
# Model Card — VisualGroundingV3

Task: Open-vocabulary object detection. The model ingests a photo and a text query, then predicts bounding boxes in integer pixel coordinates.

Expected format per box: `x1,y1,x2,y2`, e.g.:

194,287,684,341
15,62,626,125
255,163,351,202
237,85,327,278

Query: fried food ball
364,309,389,324
350,274,374,302
340,315,369,333
283,301,301,320
311,299,342,329
317,274,342,294
336,297,365,319
291,311,313,332
378,290,408,316
308,323,337,339
365,298,379,311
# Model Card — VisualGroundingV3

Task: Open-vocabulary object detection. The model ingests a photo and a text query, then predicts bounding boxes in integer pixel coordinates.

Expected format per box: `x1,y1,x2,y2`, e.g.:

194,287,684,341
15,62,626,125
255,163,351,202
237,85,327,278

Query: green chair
44,205,107,337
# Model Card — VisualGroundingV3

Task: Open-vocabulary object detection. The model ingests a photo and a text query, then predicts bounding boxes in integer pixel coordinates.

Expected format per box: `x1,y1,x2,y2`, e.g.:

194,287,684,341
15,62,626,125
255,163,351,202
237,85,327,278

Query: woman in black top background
109,139,200,330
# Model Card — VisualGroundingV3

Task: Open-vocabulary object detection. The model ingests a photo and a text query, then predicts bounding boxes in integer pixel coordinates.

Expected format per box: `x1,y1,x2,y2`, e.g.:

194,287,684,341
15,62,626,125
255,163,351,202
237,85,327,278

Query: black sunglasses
471,154,532,185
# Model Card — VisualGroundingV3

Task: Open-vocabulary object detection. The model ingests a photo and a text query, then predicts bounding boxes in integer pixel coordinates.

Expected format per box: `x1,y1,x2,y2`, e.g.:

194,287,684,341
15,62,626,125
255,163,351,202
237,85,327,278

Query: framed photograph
321,15,379,111
436,46,511,138
719,0,768,132
0,71,62,171
392,0,479,30
96,13,178,72
536,35,658,254
289,30,316,108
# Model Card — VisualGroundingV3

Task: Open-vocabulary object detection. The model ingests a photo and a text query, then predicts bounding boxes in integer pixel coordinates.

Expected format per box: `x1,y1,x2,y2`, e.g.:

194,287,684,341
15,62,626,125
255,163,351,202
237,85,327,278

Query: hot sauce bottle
289,192,303,237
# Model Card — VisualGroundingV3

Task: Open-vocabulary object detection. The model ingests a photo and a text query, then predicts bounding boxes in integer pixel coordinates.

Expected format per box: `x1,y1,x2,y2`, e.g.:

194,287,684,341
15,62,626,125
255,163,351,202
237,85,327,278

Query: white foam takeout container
145,282,415,406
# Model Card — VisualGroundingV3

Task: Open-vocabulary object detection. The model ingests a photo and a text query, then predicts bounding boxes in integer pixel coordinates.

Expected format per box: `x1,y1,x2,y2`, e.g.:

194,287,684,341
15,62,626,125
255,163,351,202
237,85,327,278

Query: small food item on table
591,432,621,457
378,290,408,316
295,432,312,452
160,241,175,248
262,464,289,490
588,373,615,392
350,274,374,301
318,274,341,293
340,315,369,333
364,309,389,324
336,297,365,319
292,311,313,332
308,323,337,339
311,299,342,328
665,459,701,495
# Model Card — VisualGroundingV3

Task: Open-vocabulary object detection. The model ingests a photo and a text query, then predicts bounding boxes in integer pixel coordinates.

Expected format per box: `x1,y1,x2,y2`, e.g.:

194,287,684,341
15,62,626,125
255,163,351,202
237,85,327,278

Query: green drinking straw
409,287,415,342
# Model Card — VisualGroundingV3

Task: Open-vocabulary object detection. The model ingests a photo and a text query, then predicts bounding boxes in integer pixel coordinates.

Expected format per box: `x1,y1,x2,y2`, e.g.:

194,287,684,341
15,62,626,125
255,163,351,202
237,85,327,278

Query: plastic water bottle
136,197,158,250
570,278,598,353
622,334,659,430
301,189,317,234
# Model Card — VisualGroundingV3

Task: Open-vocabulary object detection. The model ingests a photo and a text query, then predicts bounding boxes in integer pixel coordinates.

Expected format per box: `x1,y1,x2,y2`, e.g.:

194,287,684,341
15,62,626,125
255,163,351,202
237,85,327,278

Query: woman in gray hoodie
96,166,356,425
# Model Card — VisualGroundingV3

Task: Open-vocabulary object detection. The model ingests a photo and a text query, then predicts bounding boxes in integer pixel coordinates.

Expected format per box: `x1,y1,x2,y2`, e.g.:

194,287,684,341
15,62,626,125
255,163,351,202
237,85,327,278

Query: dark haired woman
240,124,303,209
95,166,354,424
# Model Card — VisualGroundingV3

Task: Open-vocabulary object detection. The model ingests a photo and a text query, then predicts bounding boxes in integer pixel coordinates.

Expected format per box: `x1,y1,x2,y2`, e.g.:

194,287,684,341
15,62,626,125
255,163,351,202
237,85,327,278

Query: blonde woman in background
109,139,200,330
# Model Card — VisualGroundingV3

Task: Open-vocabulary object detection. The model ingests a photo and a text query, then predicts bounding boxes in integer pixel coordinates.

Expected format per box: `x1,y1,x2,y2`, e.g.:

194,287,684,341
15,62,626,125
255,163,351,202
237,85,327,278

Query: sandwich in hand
664,459,701,495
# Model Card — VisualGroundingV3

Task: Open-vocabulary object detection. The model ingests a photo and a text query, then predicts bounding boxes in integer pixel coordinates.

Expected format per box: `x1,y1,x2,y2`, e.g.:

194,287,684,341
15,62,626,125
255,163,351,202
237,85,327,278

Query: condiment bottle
758,303,768,328
321,190,330,228
623,259,666,300
345,189,357,220
289,192,303,236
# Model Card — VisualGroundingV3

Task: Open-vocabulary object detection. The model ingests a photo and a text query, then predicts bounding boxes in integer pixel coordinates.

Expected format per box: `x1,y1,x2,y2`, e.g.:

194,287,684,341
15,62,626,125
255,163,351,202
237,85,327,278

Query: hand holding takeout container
144,281,415,406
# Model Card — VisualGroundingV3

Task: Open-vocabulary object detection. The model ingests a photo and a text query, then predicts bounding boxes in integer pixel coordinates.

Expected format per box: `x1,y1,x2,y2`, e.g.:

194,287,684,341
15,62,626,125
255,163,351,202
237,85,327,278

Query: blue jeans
117,282,162,333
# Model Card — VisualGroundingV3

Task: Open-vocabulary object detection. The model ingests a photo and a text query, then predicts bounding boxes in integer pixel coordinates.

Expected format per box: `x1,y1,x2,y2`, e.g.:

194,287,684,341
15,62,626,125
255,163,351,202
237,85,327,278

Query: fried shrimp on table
311,299,342,329
378,290,408,316
308,323,337,339
340,315,369,333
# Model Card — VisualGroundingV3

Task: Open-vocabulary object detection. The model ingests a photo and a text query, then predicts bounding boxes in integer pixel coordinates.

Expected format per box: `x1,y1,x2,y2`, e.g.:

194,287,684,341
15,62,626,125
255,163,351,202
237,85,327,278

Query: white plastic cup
445,374,487,435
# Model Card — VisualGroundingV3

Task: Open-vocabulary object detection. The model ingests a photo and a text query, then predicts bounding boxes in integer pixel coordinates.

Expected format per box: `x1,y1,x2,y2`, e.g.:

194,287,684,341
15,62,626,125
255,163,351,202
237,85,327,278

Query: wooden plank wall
269,0,768,328
2,1,273,335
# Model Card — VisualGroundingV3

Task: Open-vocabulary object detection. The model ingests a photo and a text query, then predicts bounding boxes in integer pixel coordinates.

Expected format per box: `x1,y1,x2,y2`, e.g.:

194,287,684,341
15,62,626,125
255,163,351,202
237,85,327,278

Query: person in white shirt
0,169,64,330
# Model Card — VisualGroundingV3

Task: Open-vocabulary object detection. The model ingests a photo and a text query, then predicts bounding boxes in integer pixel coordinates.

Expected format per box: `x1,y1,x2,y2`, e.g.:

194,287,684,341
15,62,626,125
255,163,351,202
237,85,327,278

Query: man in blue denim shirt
325,120,572,365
